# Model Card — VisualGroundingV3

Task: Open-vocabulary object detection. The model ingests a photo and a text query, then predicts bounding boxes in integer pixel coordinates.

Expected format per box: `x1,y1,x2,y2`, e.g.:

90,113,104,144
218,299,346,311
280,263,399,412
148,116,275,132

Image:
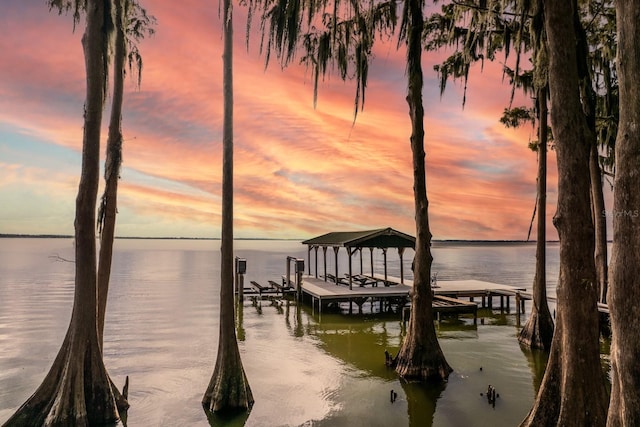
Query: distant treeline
1,234,565,243
0,234,301,241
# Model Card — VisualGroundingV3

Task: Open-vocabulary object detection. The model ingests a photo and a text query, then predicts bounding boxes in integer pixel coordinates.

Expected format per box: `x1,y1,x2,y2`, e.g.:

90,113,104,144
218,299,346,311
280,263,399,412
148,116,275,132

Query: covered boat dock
302,227,416,290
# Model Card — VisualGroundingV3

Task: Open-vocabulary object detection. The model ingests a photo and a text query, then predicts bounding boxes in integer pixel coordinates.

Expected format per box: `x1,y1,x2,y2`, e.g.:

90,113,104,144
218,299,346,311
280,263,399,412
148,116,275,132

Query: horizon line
0,233,565,243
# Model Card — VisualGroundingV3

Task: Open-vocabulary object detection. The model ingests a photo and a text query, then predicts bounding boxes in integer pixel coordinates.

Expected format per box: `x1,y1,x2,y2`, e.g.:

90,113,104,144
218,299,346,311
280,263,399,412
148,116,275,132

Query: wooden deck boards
301,276,529,300
301,276,412,300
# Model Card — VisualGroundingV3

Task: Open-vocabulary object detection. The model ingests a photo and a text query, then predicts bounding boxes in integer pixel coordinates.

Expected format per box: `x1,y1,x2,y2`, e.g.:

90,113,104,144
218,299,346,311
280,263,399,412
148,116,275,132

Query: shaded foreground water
0,238,605,426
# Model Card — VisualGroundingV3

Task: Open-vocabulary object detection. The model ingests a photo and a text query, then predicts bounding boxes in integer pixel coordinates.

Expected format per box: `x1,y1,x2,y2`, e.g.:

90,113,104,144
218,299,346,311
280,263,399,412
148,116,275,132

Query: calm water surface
1,238,564,426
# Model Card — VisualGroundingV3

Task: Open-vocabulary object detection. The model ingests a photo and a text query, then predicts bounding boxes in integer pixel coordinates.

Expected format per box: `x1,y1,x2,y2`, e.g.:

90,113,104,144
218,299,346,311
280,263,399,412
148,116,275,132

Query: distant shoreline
0,234,560,243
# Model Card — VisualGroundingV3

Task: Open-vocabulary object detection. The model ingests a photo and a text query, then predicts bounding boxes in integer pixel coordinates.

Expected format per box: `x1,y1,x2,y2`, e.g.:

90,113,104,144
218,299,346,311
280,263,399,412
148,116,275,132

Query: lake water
0,238,567,426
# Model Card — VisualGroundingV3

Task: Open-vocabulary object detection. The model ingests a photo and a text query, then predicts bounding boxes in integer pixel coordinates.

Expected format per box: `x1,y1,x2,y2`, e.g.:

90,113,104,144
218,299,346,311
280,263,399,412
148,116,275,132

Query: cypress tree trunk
607,1,640,424
202,0,253,412
589,143,608,304
98,0,126,348
518,85,554,351
4,1,120,425
520,1,608,424
575,7,609,307
394,0,451,382
97,0,130,413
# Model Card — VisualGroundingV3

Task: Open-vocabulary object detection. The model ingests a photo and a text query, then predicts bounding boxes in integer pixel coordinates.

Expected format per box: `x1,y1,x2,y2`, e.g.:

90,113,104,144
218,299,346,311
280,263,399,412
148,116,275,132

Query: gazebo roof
302,227,415,249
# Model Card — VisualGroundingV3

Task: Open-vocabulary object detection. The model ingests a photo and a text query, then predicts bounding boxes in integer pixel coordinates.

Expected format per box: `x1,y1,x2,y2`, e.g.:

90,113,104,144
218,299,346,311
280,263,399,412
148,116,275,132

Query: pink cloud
0,0,569,240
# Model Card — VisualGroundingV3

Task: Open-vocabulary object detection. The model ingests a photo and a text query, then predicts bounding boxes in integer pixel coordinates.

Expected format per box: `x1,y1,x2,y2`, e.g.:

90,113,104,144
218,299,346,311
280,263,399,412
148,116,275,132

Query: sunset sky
1,1,607,240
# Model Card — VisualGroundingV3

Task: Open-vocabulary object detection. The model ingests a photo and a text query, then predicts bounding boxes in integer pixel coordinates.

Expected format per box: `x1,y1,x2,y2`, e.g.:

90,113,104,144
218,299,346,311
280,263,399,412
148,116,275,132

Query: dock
432,279,527,312
242,272,610,327
298,275,522,321
300,275,411,315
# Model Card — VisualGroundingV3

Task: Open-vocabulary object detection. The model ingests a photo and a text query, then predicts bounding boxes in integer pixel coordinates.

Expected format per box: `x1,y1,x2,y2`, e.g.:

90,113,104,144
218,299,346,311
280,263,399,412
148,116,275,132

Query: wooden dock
245,273,610,331
300,276,411,315
300,276,483,320
432,279,527,312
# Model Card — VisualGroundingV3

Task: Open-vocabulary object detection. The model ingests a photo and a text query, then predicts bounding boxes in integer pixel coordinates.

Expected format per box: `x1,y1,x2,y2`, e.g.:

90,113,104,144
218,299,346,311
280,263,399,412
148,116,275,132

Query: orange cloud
1,1,571,240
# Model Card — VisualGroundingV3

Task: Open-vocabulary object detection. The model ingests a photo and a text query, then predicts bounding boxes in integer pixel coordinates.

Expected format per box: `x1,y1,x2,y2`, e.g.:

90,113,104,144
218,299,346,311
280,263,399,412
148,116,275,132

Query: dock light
295,259,305,274
235,257,247,274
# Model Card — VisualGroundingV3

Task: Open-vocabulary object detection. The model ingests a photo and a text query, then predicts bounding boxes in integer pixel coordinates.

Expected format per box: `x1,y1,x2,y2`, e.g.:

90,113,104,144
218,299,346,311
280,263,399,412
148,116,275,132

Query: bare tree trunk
518,85,554,351
520,1,608,425
394,0,452,382
202,0,253,412
575,8,609,307
96,0,130,413
98,0,126,349
4,1,120,425
589,143,608,304
607,1,640,424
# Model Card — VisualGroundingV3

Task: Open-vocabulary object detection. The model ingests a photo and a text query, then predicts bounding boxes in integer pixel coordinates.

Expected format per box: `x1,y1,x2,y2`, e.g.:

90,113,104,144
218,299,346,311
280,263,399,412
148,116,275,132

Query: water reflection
303,312,403,380
236,301,246,342
520,345,549,393
1,239,557,426
205,408,249,427
401,380,445,427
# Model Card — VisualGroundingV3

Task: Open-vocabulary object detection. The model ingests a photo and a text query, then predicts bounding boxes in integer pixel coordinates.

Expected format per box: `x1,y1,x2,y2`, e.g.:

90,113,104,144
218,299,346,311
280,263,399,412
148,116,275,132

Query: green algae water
0,238,604,426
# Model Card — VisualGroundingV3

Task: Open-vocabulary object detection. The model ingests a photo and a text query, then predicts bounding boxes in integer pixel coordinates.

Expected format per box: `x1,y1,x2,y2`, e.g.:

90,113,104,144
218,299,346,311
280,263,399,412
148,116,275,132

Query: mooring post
295,258,304,302
235,257,246,301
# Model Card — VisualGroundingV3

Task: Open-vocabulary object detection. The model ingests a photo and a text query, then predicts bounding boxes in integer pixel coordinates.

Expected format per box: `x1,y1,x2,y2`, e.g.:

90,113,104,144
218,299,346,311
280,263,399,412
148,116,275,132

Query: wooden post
383,248,388,282
398,247,405,284
234,269,238,295
323,246,328,281
333,246,340,285
286,258,291,288
359,248,363,274
307,245,311,275
238,273,244,301
314,246,319,278
516,293,521,327
296,269,303,302
369,247,374,277
347,247,353,290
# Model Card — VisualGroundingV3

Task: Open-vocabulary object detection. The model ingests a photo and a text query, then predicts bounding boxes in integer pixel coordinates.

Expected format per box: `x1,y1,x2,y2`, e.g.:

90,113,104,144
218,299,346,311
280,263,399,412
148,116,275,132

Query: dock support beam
398,247,405,284
347,247,355,290
314,246,319,278
383,248,388,282
333,246,340,286
369,248,374,277
323,247,328,281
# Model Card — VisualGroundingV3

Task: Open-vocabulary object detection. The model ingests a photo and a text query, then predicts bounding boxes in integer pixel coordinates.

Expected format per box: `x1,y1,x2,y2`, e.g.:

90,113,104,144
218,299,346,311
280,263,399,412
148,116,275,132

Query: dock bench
250,281,272,295
269,280,293,295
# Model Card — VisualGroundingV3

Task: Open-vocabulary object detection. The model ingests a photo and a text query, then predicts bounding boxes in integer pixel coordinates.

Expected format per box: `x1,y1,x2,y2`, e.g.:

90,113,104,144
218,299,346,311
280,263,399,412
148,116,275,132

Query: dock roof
302,227,416,249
